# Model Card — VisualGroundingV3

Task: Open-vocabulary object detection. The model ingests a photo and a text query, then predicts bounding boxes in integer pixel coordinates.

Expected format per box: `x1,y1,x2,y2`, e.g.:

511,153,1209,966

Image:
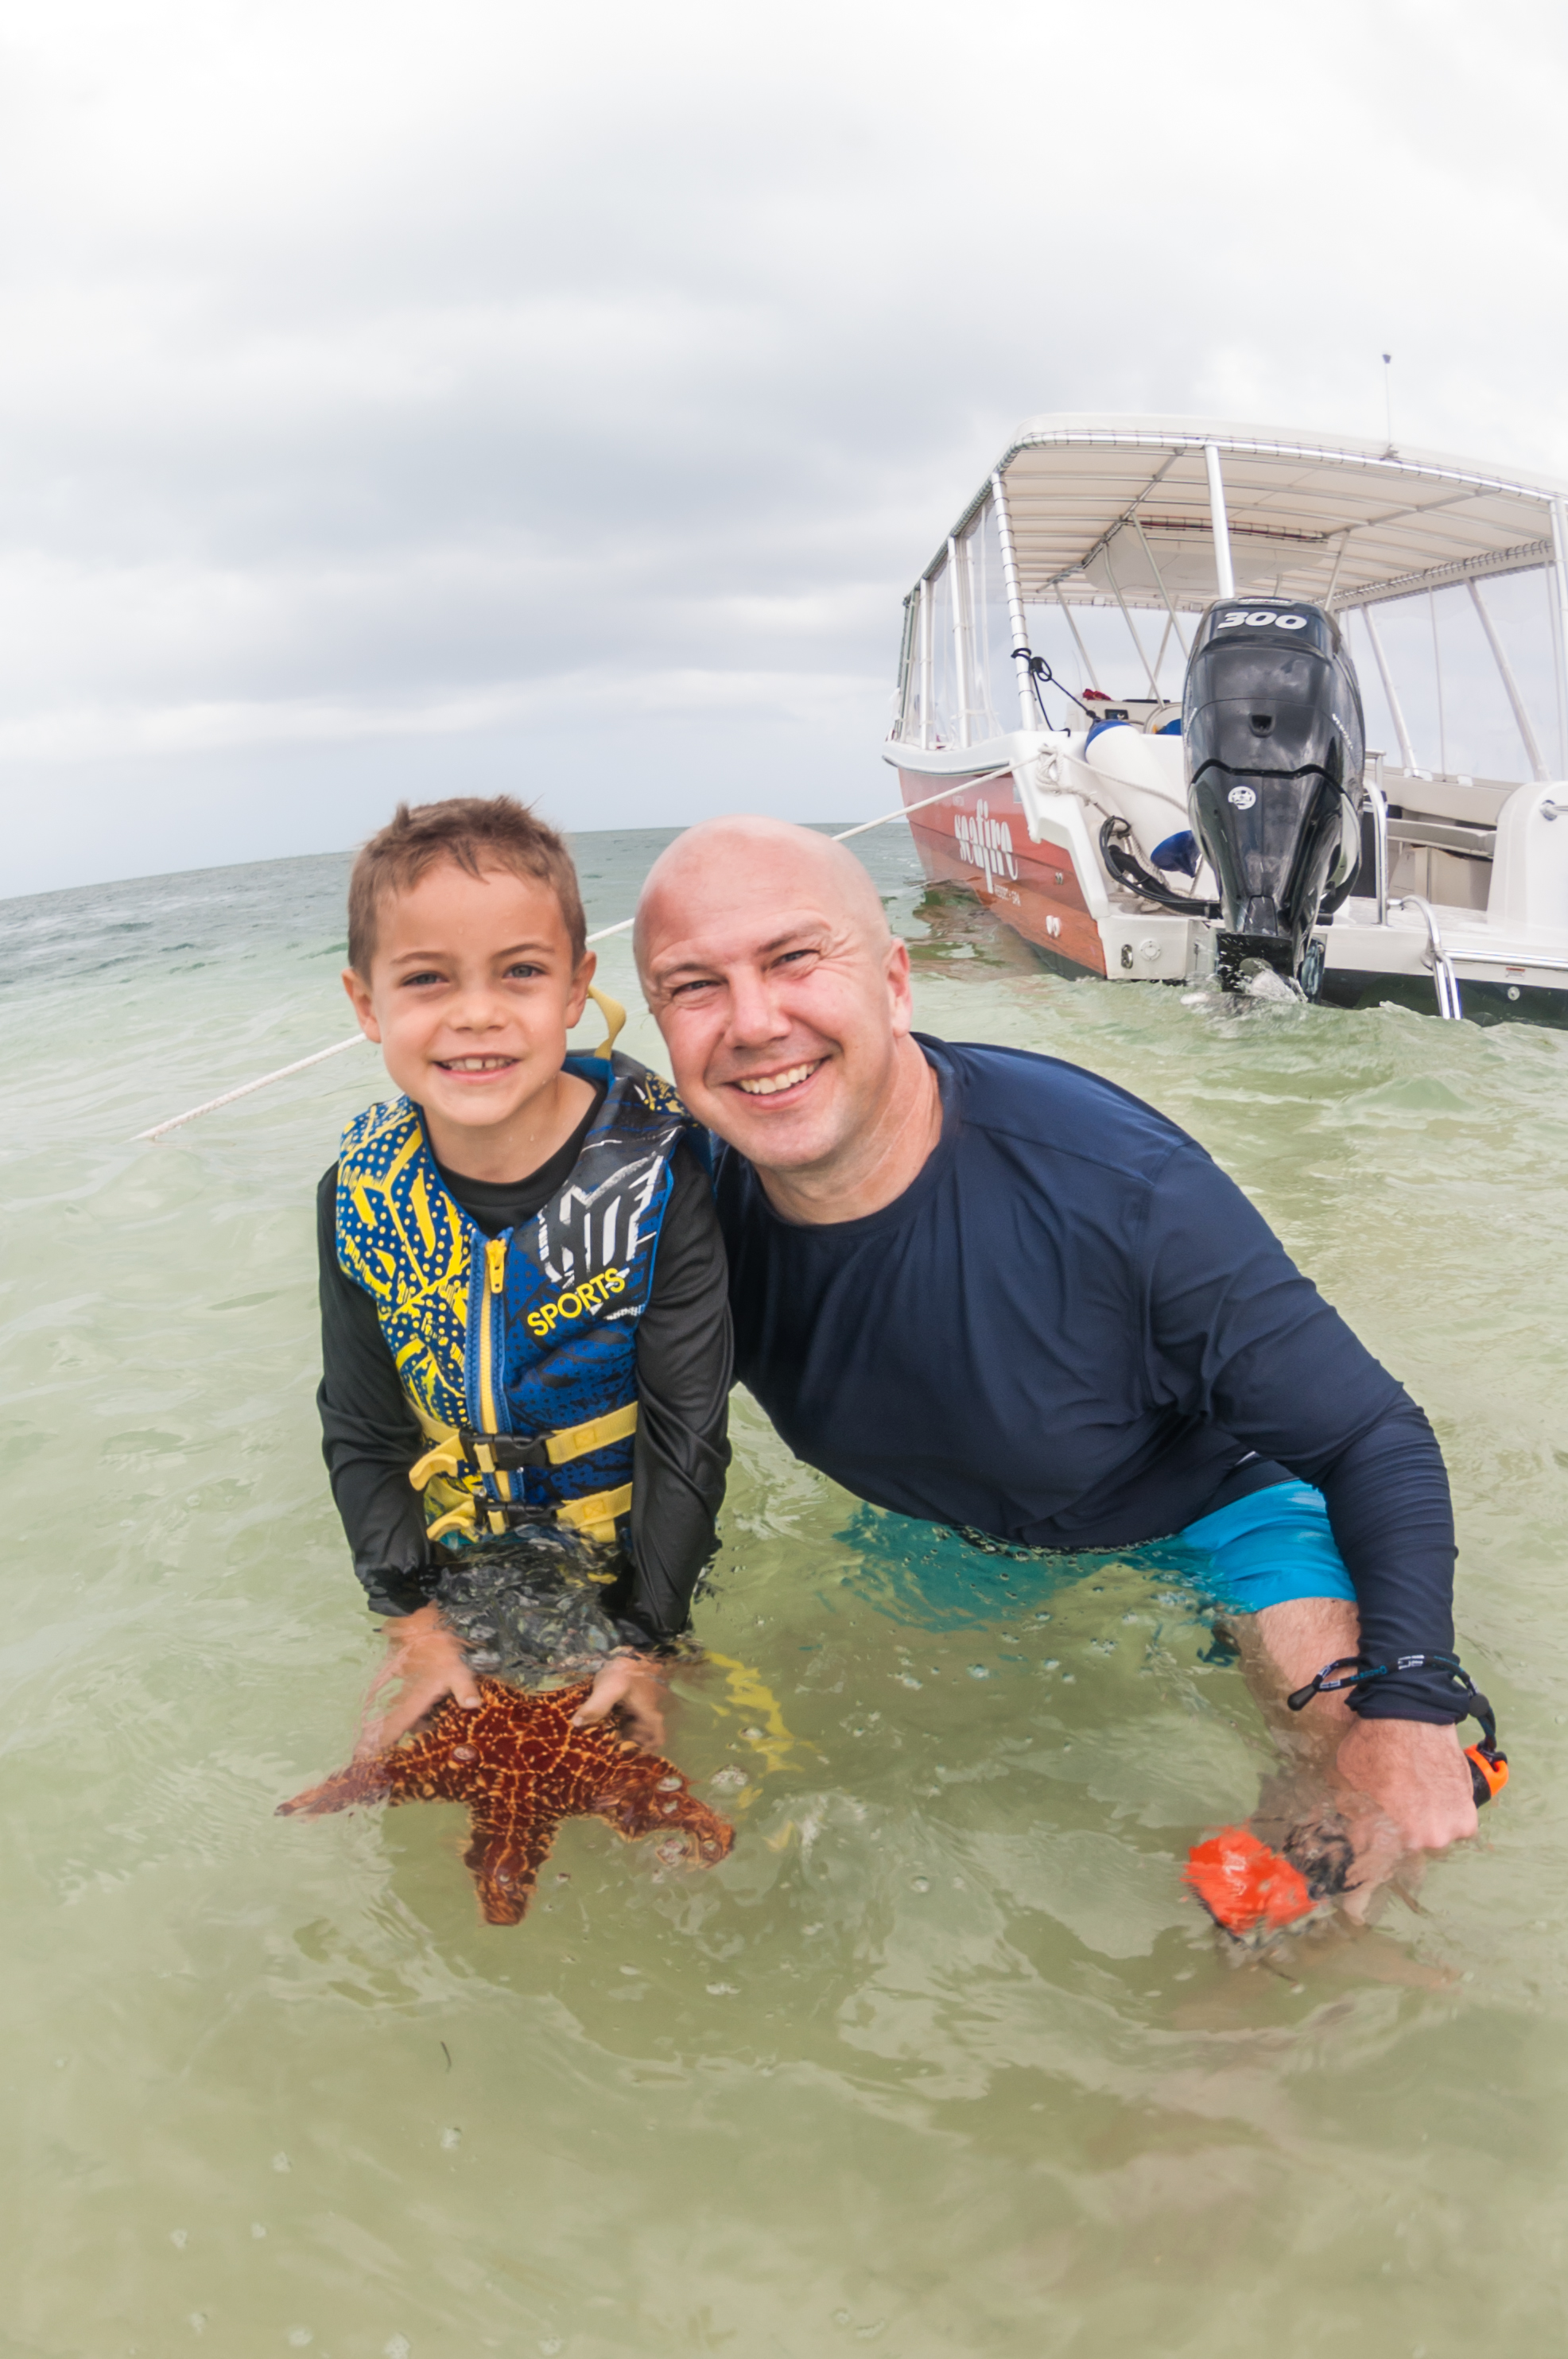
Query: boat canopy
895,414,1568,764
939,414,1568,612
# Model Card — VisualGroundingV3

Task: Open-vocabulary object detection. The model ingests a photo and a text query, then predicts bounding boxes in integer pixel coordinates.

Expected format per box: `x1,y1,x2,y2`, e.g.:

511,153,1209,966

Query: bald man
625,817,1485,1864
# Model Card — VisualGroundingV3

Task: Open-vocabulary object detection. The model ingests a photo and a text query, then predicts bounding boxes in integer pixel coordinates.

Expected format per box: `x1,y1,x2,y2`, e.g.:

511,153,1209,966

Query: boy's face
343,860,593,1155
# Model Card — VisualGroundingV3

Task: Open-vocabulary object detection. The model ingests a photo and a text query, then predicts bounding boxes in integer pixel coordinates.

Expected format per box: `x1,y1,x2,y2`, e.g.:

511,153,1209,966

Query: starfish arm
590,1765,736,1864
463,1809,565,1925
276,1758,394,1818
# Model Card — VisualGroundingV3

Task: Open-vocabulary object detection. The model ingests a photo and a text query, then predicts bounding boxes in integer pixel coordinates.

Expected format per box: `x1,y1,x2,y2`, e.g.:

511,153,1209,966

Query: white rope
135,778,1003,1139
137,1034,371,1140
830,772,1010,841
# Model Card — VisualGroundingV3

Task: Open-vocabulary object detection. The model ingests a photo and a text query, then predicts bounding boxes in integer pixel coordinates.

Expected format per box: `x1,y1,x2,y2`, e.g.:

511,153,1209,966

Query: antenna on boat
1381,352,1395,456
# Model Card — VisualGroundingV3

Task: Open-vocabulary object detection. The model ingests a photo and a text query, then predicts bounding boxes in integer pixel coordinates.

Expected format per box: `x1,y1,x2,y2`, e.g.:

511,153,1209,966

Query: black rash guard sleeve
618,1146,733,1649
316,1139,732,1642
316,1166,442,1619
1143,1141,1457,1721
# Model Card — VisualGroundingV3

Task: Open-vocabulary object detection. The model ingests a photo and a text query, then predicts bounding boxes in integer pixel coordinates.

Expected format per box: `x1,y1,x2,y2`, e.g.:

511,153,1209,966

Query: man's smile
731,1059,826,1099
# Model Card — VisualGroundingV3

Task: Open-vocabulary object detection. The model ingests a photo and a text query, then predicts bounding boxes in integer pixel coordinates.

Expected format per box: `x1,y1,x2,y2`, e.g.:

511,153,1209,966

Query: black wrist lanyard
1287,1651,1509,1808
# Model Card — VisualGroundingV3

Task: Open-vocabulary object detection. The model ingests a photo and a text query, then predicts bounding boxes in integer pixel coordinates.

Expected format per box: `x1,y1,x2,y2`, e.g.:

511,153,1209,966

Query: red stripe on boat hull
898,770,1107,978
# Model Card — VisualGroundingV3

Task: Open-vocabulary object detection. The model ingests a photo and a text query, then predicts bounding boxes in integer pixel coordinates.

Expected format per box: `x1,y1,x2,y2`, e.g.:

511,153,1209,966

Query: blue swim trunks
1175,1480,1356,1615
836,1480,1356,1628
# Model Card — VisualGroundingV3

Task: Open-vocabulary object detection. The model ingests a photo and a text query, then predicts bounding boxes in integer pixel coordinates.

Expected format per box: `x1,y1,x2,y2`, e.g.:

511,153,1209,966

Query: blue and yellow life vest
335,1026,697,1552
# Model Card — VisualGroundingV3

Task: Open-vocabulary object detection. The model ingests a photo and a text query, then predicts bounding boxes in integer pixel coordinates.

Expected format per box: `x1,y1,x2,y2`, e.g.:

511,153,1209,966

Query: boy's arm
621,1139,733,1643
318,1165,481,1750
573,1139,732,1744
316,1165,433,1617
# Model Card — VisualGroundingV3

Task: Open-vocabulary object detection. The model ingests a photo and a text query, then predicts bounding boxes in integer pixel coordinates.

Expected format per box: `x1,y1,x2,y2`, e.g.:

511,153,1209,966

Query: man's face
343,861,592,1160
639,853,914,1175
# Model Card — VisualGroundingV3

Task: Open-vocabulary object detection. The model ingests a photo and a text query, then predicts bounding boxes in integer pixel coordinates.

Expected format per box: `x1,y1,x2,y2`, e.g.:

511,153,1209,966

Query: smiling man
632,815,1481,1864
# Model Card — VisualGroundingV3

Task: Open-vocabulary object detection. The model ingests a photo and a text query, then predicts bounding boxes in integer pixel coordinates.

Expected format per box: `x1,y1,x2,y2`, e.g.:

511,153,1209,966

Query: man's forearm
1311,1398,1460,1720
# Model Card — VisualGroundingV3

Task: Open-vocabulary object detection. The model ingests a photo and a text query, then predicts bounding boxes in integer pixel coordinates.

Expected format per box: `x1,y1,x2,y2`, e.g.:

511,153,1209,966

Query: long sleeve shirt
715,1035,1459,1723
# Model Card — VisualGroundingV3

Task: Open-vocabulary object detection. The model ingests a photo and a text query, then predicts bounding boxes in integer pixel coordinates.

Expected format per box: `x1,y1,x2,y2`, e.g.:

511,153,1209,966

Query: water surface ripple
2,832,1565,2355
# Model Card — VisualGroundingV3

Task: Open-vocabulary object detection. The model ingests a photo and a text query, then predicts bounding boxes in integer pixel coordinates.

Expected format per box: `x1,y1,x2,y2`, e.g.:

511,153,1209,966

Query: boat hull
895,757,1568,1020
898,768,1108,976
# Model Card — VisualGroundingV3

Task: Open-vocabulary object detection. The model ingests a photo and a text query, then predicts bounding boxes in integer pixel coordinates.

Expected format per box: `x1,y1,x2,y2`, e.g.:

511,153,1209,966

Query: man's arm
574,1140,732,1744
1144,1143,1475,1848
1144,1143,1457,1697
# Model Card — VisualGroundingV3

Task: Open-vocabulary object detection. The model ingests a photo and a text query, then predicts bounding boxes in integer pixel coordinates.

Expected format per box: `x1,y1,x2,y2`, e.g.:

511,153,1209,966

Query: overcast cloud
1,0,1565,894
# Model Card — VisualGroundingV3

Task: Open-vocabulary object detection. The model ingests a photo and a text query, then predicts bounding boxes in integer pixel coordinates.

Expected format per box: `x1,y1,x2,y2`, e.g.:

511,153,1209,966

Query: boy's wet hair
347,796,587,976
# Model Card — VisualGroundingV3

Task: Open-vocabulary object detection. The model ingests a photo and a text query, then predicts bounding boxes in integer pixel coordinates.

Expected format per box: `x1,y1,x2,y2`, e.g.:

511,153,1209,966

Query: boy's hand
572,1654,668,1751
356,1603,481,1758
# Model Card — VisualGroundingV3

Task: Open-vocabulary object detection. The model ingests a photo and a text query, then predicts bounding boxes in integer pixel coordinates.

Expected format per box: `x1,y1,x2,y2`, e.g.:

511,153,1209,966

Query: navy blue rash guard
715,1036,1460,1725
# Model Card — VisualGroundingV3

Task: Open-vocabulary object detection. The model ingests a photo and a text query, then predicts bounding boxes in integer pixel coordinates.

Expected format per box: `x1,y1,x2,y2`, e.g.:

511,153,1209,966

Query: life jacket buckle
409,1429,552,1491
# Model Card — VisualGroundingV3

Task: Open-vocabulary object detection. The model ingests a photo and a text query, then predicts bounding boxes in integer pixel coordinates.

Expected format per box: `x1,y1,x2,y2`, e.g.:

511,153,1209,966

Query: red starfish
278,1674,735,1924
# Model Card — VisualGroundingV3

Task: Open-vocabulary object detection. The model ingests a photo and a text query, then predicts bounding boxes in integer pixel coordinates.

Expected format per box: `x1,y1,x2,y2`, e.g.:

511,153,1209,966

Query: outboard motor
1184,599,1364,991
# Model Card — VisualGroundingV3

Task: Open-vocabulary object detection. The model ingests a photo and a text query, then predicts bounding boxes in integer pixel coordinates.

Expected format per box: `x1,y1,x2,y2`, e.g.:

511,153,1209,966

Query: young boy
318,795,732,1753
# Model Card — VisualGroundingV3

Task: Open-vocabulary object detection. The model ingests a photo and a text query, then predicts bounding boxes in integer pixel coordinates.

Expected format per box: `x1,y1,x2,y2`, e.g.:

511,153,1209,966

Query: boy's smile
343,860,598,1183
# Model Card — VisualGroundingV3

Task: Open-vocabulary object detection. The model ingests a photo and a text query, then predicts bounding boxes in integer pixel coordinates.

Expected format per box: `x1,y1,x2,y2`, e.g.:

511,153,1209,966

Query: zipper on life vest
478,1234,512,1501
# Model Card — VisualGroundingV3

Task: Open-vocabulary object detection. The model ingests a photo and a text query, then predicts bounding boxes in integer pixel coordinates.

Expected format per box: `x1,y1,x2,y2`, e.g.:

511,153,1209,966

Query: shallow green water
4,831,1568,2357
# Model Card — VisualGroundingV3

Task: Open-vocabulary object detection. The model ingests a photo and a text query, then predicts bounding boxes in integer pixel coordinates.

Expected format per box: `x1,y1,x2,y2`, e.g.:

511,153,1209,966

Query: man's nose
724,965,792,1046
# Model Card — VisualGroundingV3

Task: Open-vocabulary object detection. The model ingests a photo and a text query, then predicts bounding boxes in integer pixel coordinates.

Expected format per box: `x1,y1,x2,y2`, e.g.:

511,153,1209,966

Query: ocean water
4,827,1568,2357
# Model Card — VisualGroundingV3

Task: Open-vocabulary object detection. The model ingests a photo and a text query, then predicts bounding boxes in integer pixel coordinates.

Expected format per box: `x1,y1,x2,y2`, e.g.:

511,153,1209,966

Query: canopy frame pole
967,515,996,739
1151,609,1174,690
1131,516,1190,659
991,469,1038,731
1429,589,1448,776
1468,577,1547,782
1551,498,1568,776
1055,591,1102,692
893,593,918,746
1360,603,1419,772
947,534,973,750
1324,530,1351,608
918,576,933,750
1103,539,1162,696
1204,442,1236,599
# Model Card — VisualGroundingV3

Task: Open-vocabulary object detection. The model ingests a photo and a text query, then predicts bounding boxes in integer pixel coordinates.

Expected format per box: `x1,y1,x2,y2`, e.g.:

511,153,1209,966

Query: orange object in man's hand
1184,1826,1317,1938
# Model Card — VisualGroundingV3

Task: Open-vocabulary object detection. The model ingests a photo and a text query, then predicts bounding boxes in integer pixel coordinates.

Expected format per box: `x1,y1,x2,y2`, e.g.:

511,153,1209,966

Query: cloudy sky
2,0,1565,895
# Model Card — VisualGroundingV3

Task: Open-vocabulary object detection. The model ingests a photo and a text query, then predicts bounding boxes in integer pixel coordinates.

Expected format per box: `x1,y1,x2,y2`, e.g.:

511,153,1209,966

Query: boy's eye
504,960,545,980
400,968,446,988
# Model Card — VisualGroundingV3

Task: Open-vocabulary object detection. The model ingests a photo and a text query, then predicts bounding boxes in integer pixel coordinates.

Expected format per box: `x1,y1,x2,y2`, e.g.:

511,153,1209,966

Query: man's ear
884,936,915,1038
343,967,382,1042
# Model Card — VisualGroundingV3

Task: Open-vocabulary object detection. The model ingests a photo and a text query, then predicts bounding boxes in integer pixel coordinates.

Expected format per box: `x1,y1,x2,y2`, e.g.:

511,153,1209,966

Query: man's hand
356,1602,480,1759
1334,1714,1478,1854
572,1653,668,1751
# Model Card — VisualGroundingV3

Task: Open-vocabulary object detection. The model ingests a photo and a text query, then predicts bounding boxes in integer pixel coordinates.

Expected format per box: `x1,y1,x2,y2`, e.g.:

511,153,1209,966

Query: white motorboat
884,416,1568,1018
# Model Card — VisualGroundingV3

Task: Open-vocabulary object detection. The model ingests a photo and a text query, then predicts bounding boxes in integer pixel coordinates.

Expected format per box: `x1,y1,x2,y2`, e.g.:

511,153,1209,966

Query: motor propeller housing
1184,599,1365,988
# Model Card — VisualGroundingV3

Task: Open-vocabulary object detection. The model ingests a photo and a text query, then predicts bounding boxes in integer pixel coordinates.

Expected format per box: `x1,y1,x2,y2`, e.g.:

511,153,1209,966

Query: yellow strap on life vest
545,1399,638,1465
409,1434,466,1489
555,1482,634,1548
408,1399,639,1492
586,985,627,1061
425,1478,633,1550
425,1499,479,1542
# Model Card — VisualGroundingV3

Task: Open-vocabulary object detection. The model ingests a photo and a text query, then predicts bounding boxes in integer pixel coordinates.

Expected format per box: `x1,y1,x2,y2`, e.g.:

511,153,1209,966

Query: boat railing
1393,893,1464,1020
